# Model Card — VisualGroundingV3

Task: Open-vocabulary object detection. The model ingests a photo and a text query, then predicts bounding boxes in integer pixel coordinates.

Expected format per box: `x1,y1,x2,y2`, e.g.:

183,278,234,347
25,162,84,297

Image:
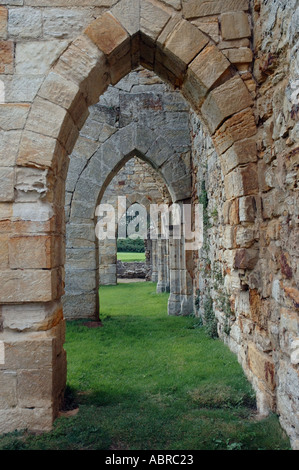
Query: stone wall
252,0,299,446
117,260,150,279
189,0,299,448
0,0,298,448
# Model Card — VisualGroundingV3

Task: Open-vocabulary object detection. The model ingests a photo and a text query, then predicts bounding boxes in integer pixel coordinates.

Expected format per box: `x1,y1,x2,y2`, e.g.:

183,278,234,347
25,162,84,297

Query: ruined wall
189,0,299,448
252,0,299,446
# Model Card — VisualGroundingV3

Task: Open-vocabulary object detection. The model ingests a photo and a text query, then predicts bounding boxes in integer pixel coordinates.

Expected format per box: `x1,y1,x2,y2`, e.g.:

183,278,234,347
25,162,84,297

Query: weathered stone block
191,44,231,89
0,202,12,221
0,269,61,303
17,130,65,171
18,369,53,408
1,332,55,370
223,47,253,64
0,130,22,166
169,175,192,201
234,248,258,270
0,234,9,268
213,108,257,155
0,167,14,201
0,103,30,131
283,287,299,310
235,290,251,317
43,8,93,39
140,0,171,41
146,135,174,168
183,44,231,108
222,225,234,249
201,75,253,134
64,268,97,295
24,101,76,155
191,16,220,43
9,235,64,269
235,226,256,248
291,340,299,365
15,40,68,75
0,40,13,73
54,34,109,106
2,301,63,333
0,6,7,39
161,0,181,9
0,407,53,434
69,199,95,221
221,11,251,40
0,0,23,4
8,7,42,39
84,11,130,57
14,166,47,202
111,0,140,36
0,371,17,408
224,163,258,199
156,13,181,48
62,292,97,320
66,247,96,270
182,0,249,18
220,137,257,175
226,198,240,225
163,20,209,77
25,97,68,141
161,153,189,182
248,342,276,392
0,75,43,103
239,195,257,222
135,124,156,155
38,71,81,112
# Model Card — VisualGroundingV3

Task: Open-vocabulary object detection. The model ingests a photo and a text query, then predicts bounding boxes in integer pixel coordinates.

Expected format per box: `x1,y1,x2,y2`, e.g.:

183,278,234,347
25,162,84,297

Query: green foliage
210,207,218,221
0,283,290,450
203,295,218,339
117,238,145,252
198,181,210,230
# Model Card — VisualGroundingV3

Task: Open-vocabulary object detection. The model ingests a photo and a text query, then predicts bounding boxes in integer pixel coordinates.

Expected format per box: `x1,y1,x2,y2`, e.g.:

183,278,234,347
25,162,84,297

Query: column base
0,320,67,434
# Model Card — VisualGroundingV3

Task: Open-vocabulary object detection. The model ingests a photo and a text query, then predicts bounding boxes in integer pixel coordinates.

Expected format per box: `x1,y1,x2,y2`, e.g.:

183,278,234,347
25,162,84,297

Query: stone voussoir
182,44,231,109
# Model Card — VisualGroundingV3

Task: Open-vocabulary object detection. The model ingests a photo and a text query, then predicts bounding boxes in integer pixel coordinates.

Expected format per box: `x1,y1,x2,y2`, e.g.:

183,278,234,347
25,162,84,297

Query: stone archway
0,0,261,435
64,113,191,319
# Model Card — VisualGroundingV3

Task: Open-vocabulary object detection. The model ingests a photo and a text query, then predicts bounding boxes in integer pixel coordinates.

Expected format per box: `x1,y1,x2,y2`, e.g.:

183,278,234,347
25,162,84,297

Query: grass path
117,252,146,262
0,283,290,450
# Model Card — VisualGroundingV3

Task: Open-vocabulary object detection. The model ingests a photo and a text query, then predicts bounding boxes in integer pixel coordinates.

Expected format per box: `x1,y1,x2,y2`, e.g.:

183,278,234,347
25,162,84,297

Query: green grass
117,251,146,262
0,282,290,450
